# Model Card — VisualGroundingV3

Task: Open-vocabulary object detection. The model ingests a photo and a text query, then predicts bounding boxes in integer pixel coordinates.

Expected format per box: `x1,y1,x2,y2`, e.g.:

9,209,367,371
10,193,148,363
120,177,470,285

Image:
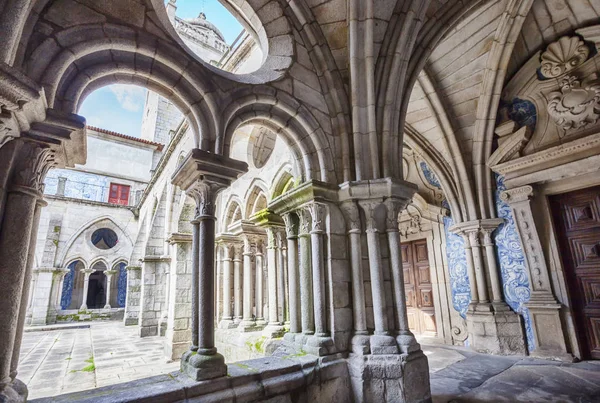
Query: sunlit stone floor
20,322,600,402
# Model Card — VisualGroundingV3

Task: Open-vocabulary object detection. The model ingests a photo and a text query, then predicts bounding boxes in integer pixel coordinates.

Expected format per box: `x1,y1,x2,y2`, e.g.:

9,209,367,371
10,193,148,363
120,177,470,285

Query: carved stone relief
547,74,600,132
539,35,590,80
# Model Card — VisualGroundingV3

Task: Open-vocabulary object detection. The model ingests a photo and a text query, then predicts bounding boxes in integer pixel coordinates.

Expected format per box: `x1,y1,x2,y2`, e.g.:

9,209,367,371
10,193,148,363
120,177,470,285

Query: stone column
0,142,52,401
79,269,94,310
340,202,369,353
501,185,570,359
298,208,314,336
282,213,300,339
276,230,286,324
190,219,200,348
385,199,419,353
264,227,284,337
103,270,117,309
56,176,67,196
219,244,234,328
173,149,247,381
47,268,69,323
481,225,503,304
308,202,329,339
255,242,266,327
233,245,242,325
468,229,489,303
359,201,398,354
239,236,256,331
124,266,142,326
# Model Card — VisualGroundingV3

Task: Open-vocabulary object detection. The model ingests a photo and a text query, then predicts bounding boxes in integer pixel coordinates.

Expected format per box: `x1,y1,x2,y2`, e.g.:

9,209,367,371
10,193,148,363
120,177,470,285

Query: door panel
551,186,600,359
401,239,436,336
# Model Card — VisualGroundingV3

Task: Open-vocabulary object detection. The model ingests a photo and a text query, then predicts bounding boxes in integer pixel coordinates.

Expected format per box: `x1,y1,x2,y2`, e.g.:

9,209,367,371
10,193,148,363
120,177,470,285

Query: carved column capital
340,201,361,233
281,212,298,239
187,180,225,220
307,202,326,234
501,185,534,204
358,200,382,232
297,207,312,236
384,197,411,231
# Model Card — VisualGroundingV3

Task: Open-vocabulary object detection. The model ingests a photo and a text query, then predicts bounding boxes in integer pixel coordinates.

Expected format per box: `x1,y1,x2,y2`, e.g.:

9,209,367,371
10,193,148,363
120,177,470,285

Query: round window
91,228,118,250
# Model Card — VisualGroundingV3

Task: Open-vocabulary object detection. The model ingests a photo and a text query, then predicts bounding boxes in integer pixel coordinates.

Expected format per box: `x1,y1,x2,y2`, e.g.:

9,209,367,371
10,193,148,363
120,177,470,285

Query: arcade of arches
2,0,600,402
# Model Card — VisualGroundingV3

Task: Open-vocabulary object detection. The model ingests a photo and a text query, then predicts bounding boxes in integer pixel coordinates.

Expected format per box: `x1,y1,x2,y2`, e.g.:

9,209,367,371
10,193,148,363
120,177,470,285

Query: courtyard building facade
1,0,600,402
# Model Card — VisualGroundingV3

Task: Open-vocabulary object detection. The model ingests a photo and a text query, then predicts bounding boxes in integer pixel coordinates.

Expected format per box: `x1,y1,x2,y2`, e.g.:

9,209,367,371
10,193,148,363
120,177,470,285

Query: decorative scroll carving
540,36,590,79
500,185,533,204
547,74,600,131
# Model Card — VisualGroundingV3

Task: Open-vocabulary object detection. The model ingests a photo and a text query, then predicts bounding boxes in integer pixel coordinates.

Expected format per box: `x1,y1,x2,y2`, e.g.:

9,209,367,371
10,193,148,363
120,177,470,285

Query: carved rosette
547,75,600,132
187,180,224,219
12,142,56,194
339,201,361,233
540,35,590,79
281,212,299,238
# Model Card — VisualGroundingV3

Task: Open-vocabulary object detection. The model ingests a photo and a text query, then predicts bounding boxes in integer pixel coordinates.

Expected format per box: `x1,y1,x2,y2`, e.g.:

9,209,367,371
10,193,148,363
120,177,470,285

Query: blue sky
78,1,242,138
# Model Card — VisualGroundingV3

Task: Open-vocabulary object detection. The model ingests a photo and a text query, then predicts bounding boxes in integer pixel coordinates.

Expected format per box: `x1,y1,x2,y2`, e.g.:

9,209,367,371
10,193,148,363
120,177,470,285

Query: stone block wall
139,258,169,337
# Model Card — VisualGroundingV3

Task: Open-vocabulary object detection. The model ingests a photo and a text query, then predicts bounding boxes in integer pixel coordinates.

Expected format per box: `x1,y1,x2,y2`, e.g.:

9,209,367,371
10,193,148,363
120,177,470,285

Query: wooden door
550,186,600,360
109,183,130,206
401,239,436,335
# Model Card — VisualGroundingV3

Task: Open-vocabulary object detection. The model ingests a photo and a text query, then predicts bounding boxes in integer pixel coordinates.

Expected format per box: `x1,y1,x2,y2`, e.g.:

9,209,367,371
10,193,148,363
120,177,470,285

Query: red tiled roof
87,126,164,151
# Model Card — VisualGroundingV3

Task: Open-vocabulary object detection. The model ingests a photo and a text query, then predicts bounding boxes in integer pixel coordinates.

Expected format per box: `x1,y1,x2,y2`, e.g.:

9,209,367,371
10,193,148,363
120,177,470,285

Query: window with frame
108,183,130,206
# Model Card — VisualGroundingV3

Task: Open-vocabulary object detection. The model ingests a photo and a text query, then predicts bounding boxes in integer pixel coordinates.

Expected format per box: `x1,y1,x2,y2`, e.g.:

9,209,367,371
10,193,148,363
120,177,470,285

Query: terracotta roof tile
87,126,164,151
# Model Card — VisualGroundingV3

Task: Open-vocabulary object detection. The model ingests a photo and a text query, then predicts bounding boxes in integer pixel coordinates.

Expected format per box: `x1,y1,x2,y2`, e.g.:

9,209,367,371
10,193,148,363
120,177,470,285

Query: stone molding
547,74,600,131
167,232,192,244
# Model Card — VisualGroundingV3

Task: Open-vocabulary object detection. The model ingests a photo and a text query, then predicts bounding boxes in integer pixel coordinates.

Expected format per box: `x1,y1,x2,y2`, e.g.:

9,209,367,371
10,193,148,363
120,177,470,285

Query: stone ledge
30,355,350,403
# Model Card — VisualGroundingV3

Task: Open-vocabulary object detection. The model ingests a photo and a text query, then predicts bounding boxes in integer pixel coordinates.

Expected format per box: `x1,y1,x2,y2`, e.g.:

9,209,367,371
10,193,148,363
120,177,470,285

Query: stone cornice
167,232,192,244
171,148,248,191
141,255,171,263
500,185,534,203
228,219,268,235
449,218,504,235
268,180,337,215
338,178,417,203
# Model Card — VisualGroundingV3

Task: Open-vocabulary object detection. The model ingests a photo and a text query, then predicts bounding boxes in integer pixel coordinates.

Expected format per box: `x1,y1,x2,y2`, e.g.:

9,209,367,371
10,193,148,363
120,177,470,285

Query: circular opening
91,228,118,249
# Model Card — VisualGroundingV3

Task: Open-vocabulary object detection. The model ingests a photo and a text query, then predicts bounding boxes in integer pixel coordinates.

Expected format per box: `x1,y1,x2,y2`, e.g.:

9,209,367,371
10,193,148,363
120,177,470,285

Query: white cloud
85,115,103,127
109,84,146,112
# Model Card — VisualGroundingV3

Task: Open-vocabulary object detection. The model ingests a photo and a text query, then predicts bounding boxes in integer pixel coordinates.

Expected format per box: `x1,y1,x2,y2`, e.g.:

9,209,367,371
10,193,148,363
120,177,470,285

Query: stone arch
222,196,244,231
270,164,295,199
24,23,218,149
89,257,110,271
219,87,337,183
244,179,269,218
64,256,88,270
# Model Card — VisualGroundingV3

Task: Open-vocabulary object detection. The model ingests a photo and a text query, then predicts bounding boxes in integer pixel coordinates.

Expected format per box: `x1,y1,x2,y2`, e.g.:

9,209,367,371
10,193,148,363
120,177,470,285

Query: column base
103,304,111,309
348,350,431,403
467,303,526,355
396,331,421,354
263,323,285,338
180,349,227,381
79,305,88,311
370,334,399,355
0,378,27,403
255,319,268,328
304,335,335,356
218,319,237,329
237,320,257,332
351,334,371,355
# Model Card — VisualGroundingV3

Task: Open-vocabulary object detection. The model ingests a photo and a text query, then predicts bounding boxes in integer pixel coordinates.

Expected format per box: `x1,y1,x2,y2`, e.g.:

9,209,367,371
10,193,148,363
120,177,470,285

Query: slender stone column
10,198,45,385
340,202,369,353
462,235,478,305
359,201,398,354
468,230,489,303
384,199,419,353
103,270,117,309
219,244,234,328
190,218,200,348
255,243,266,327
173,148,247,381
482,228,503,303
276,230,286,323
298,208,314,335
264,227,284,337
233,245,243,324
282,213,300,336
240,236,256,330
80,269,94,310
308,202,328,338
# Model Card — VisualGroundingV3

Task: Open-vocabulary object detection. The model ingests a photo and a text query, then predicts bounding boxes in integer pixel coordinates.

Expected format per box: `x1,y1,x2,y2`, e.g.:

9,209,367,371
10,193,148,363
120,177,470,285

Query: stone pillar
79,269,94,311
239,236,256,331
104,270,117,309
307,202,330,341
124,266,142,326
340,202,369,354
282,213,300,339
173,148,247,381
233,245,242,324
385,199,419,353
298,208,314,336
502,186,571,359
481,226,504,304
276,230,286,324
255,243,266,327
359,201,398,354
56,176,67,196
0,142,52,402
47,268,69,323
264,227,284,337
468,229,489,303
219,244,235,328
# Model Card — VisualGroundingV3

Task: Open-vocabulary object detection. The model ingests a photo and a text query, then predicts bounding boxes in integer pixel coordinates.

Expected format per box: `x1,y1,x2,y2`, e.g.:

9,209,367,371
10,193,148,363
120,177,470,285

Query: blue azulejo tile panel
60,261,77,310
494,174,535,351
443,212,471,319
117,262,127,308
419,161,442,189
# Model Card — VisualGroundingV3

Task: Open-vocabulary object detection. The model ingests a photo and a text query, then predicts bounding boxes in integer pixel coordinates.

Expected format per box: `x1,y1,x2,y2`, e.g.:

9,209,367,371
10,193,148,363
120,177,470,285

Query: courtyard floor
19,322,600,402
